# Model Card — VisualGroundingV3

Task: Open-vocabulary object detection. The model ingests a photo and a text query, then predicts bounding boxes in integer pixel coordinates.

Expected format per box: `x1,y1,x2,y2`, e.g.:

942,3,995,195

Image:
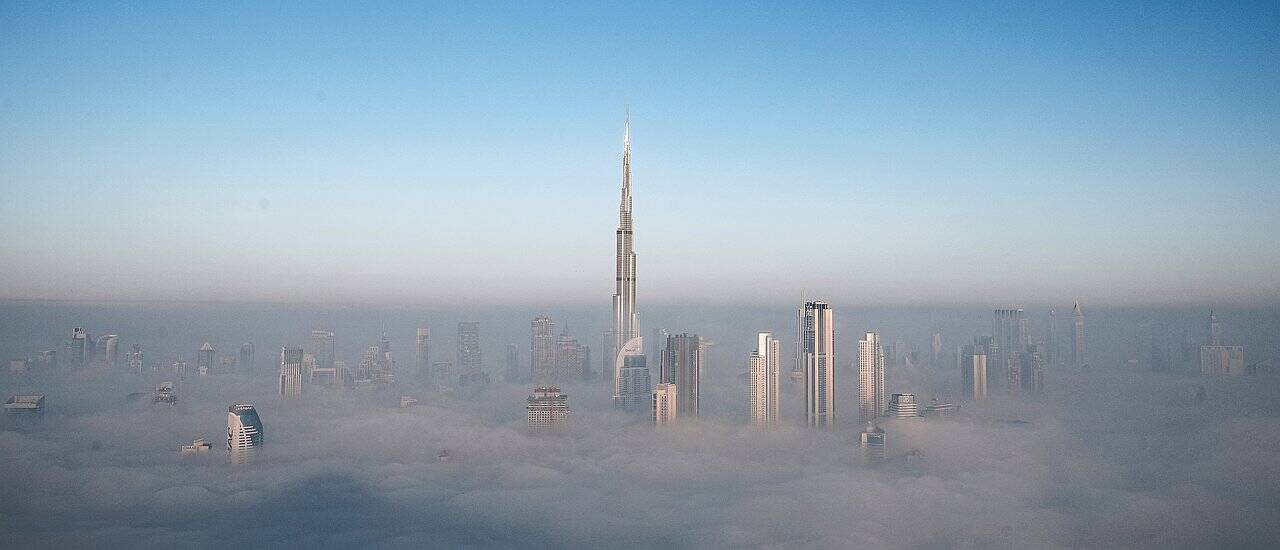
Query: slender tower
612,118,640,396
799,301,835,427
1071,302,1085,368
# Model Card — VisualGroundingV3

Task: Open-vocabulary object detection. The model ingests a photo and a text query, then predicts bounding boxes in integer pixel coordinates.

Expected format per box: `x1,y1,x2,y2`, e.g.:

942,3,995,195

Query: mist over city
3,2,1279,549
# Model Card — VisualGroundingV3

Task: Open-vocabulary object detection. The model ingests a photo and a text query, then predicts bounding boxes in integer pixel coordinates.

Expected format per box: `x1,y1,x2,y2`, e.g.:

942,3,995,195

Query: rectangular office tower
653,383,677,425
526,387,569,428
961,340,989,400
531,316,556,383
416,328,431,381
749,332,780,426
799,302,835,426
661,334,701,418
457,322,483,375
858,332,885,421
279,346,304,399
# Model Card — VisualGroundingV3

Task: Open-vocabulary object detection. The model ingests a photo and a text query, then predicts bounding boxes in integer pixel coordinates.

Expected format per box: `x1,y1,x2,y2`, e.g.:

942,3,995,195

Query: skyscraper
531,316,556,383
526,387,569,428
614,337,650,413
457,322,482,375
799,301,836,427
611,118,640,398
887,394,919,418
1206,310,1222,346
70,327,88,369
278,346,303,399
227,403,264,464
311,330,335,372
1045,307,1058,367
505,343,521,384
127,344,143,375
94,334,118,369
858,332,885,421
554,333,583,381
239,342,255,372
748,332,780,427
416,328,431,381
198,342,214,375
1020,344,1045,393
661,334,701,418
961,340,989,400
930,329,943,369
993,308,1028,392
1071,302,1085,368
653,383,677,425
859,422,886,464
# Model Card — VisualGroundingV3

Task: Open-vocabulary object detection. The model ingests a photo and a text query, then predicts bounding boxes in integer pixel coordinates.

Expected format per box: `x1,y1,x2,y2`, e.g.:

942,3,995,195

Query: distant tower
961,340,989,400
1045,307,1058,367
95,335,119,369
457,322,483,376
505,344,521,384
930,329,943,369
1071,302,1085,368
858,332,885,421
239,343,255,372
661,334,702,418
311,330,335,372
1020,344,1045,393
652,383,677,425
748,332,780,427
70,327,89,368
859,422,886,464
799,301,836,427
887,393,919,418
614,337,650,413
526,386,569,428
198,342,214,375
554,333,583,381
227,403,264,463
1206,310,1221,346
127,344,144,375
278,346,304,399
416,328,432,381
610,117,640,397
531,316,556,383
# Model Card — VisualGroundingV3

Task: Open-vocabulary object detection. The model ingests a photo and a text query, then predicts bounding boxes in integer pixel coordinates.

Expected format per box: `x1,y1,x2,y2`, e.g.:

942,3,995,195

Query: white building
748,332,780,426
887,393,919,418
227,403,263,450
279,346,304,399
799,301,836,427
858,332,885,421
653,383,677,425
613,336,649,412
526,387,568,427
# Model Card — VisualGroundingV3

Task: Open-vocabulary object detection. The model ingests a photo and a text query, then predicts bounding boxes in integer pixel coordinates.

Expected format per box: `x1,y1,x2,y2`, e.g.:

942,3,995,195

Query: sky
1,1,1278,306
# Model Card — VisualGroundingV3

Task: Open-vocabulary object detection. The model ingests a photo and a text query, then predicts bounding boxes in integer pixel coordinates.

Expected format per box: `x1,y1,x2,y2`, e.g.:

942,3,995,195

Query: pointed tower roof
1072,302,1082,316
200,342,214,351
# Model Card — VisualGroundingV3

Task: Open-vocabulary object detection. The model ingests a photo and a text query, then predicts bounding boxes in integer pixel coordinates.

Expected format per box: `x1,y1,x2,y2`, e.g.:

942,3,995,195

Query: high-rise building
227,403,264,463
858,332,885,421
1071,302,1085,368
992,308,1028,361
70,327,89,368
961,340,989,400
531,316,556,383
661,334,701,418
526,386,569,428
859,422,886,464
611,118,640,399
127,344,143,375
653,383,677,425
648,328,670,371
613,336,650,411
887,393,919,418
239,342,255,372
416,327,431,381
505,343,521,384
457,322,482,376
1020,345,1045,393
748,332,780,427
554,333,583,381
1201,345,1245,376
94,334,119,369
279,346,304,399
198,342,214,375
799,301,836,427
431,361,452,389
1045,307,1059,367
1206,310,1222,346
930,329,943,369
311,330,335,372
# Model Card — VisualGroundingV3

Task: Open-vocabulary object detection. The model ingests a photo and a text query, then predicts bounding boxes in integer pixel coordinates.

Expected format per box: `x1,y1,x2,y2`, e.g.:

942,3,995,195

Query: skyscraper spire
612,116,640,399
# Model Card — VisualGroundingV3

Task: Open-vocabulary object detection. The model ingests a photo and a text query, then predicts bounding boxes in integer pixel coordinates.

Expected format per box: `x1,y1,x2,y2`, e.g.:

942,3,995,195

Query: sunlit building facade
799,301,835,427
748,332,780,426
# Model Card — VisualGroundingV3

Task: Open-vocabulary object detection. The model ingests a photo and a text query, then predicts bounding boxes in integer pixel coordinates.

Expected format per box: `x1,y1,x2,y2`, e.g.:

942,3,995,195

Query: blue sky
1,1,1277,306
